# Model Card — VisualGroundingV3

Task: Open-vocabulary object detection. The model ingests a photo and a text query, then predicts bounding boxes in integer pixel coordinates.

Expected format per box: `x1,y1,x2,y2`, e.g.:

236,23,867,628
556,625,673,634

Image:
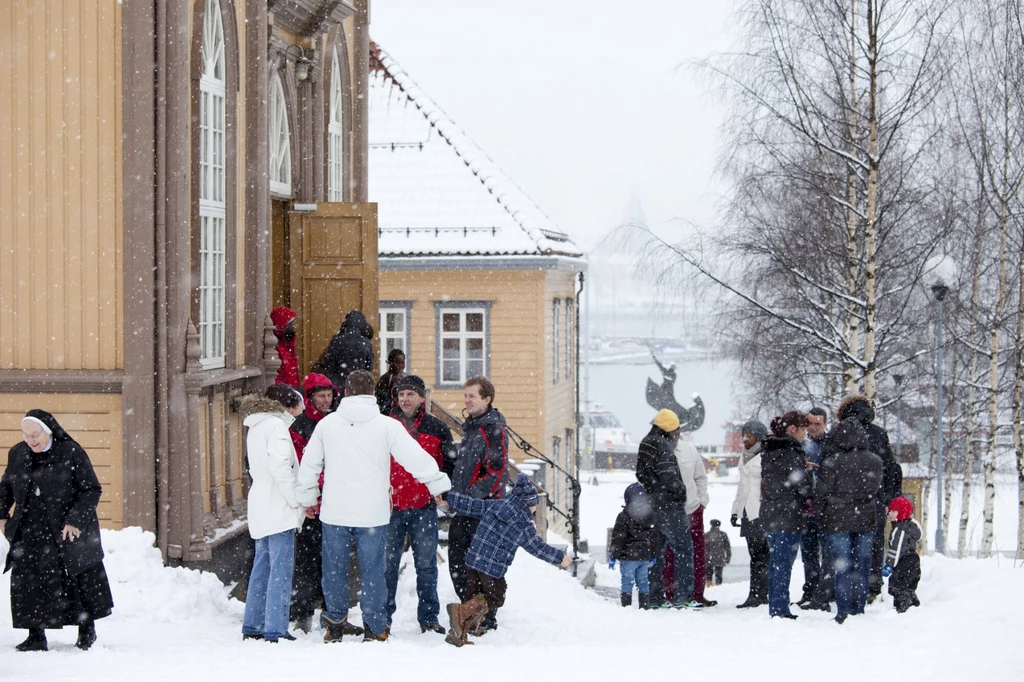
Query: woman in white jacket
731,419,769,608
240,385,305,643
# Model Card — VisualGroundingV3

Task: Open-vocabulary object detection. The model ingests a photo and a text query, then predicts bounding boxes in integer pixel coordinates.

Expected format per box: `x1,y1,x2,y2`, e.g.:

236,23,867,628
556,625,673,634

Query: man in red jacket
270,306,300,388
384,374,456,634
287,373,344,634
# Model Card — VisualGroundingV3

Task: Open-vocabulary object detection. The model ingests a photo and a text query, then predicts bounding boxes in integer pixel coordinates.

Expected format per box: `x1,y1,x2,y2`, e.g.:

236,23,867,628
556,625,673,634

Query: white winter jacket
731,443,762,520
244,411,304,539
296,394,452,528
674,440,710,515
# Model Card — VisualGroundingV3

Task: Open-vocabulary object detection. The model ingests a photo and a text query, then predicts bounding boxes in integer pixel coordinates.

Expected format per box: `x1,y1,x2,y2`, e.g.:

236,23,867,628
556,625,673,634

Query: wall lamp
285,44,312,81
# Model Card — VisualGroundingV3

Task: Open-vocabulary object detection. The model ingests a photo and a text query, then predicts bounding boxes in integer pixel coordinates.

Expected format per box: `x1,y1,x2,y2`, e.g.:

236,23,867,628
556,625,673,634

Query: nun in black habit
0,409,114,652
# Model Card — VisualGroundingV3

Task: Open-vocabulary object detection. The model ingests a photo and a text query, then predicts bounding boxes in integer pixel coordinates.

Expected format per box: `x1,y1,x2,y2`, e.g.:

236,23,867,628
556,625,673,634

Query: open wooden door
288,202,378,378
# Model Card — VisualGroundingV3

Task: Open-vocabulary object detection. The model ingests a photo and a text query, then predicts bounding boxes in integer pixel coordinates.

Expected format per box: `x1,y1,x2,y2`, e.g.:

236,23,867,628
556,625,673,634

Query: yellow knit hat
652,408,680,432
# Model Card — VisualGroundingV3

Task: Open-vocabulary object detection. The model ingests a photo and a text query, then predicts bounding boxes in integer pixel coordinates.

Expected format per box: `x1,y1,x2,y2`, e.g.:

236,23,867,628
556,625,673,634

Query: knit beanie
395,374,426,398
652,408,681,432
888,496,914,522
741,419,769,441
510,473,540,507
709,519,721,527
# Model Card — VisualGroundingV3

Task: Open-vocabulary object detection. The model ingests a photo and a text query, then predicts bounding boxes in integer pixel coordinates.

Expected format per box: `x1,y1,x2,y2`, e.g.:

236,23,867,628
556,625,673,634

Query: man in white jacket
296,370,451,642
675,438,713,606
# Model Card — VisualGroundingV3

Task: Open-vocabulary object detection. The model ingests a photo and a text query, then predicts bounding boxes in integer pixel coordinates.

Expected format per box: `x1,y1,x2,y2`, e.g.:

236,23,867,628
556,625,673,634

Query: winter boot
362,626,390,642
693,596,718,607
294,615,313,634
445,595,488,647
320,613,364,643
620,592,632,608
75,622,97,651
15,628,47,652
638,592,653,610
421,622,446,635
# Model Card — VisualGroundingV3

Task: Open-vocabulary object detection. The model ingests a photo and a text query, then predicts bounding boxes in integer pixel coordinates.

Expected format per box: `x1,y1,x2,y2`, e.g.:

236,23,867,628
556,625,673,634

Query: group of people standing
731,395,921,623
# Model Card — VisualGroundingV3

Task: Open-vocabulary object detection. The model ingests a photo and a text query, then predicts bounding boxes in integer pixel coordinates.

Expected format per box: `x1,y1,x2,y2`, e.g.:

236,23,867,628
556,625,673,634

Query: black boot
638,593,653,610
16,628,47,652
76,622,97,651
620,592,632,608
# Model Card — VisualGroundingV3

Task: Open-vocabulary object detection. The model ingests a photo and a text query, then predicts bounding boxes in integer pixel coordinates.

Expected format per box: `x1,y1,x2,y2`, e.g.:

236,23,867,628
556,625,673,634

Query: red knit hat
888,496,914,521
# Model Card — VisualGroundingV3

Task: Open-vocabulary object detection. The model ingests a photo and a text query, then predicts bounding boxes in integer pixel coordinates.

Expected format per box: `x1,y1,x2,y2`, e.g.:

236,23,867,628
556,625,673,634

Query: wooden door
288,203,378,378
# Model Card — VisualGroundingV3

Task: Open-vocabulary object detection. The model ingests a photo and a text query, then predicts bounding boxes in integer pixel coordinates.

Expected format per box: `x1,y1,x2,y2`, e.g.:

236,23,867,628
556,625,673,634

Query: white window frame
269,72,292,197
328,48,344,201
565,298,574,382
435,301,491,387
199,0,226,369
379,302,411,375
552,299,561,385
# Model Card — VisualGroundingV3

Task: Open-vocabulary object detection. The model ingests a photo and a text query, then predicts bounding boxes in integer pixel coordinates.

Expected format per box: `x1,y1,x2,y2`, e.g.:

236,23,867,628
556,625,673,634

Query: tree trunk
862,0,880,401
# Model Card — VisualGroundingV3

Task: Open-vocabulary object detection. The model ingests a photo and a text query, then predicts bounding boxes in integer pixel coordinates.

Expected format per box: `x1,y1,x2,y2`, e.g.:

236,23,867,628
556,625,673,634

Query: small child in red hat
883,496,921,613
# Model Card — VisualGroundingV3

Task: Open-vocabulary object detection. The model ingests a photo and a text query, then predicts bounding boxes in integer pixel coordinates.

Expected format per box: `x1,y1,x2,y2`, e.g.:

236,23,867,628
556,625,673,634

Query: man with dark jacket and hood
832,394,902,602
448,376,509,634
311,310,374,393
637,409,701,609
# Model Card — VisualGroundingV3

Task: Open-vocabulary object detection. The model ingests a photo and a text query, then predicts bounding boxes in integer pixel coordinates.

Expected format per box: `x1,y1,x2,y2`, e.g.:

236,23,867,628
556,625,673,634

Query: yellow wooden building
368,45,587,539
0,0,377,567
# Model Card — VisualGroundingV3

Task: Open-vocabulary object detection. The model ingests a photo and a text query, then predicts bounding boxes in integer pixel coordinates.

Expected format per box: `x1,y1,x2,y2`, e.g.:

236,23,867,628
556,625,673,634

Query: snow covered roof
368,43,584,260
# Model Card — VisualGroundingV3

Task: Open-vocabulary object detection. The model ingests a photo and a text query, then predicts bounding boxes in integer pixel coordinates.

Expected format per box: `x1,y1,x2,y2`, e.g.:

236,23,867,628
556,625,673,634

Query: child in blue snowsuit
444,473,572,647
608,483,660,609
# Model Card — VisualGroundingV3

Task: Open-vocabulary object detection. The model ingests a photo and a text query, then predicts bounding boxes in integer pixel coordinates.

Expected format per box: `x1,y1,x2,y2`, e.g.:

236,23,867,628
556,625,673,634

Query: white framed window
565,298,574,382
328,48,344,201
435,301,490,386
552,299,561,385
199,0,226,369
269,72,292,196
379,302,411,374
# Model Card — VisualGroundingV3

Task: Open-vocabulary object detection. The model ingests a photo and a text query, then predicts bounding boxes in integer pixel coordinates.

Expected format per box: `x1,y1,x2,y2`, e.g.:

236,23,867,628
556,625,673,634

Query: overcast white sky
369,1,737,250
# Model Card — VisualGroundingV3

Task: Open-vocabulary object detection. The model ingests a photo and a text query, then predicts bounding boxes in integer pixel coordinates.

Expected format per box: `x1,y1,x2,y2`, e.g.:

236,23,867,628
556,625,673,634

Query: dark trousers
744,518,770,604
291,516,323,621
800,517,821,601
689,506,707,599
466,568,507,612
708,565,725,585
869,508,887,597
888,554,921,611
449,515,498,628
649,507,694,606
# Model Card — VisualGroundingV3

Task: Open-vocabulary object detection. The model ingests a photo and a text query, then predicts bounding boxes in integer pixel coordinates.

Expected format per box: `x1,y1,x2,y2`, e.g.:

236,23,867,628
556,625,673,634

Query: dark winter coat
609,484,660,562
452,407,509,501
704,527,732,567
389,404,457,510
885,518,922,569
1,430,105,576
815,419,884,533
636,426,686,512
310,310,374,392
758,435,811,533
835,396,902,505
375,369,405,415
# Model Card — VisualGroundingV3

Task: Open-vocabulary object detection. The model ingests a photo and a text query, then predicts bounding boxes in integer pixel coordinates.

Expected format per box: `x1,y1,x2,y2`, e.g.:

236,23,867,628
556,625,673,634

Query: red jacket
389,405,456,511
271,306,300,388
289,373,338,499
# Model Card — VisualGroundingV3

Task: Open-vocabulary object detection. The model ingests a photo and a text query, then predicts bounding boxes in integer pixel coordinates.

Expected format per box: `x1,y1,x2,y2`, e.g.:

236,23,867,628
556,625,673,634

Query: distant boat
581,405,639,470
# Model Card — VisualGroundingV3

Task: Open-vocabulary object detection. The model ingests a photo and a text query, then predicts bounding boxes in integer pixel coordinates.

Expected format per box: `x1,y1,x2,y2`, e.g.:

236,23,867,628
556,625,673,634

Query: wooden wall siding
543,270,578,529
0,394,124,528
0,1,123,371
379,268,546,452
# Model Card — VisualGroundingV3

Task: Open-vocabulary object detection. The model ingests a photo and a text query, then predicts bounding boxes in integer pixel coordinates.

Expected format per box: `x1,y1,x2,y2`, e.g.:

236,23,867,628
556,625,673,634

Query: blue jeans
827,531,874,616
385,507,440,628
619,560,651,594
650,508,694,605
242,529,296,640
766,531,801,617
322,523,388,636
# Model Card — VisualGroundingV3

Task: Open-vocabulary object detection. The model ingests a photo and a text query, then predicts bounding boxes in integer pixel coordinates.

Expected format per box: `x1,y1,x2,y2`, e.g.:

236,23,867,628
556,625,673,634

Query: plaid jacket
447,491,565,578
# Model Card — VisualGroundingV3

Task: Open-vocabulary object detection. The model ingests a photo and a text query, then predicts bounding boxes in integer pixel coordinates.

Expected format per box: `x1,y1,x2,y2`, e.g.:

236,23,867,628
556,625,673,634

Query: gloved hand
647,558,657,568
881,565,893,579
730,514,740,528
608,558,616,570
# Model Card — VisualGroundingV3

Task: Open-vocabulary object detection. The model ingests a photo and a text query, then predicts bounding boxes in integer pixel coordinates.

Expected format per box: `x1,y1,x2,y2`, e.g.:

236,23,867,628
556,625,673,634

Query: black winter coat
816,419,884,533
835,397,902,505
1,439,105,576
759,435,811,533
311,310,374,392
609,509,660,561
452,407,509,500
636,427,686,511
705,528,732,566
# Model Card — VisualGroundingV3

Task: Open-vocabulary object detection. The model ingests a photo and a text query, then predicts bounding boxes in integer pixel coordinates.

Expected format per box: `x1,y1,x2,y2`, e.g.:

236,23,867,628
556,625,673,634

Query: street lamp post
893,374,904,464
931,282,949,554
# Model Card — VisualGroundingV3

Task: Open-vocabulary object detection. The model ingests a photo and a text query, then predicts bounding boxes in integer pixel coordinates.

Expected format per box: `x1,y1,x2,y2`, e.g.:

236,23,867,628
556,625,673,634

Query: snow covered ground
1,474,1022,681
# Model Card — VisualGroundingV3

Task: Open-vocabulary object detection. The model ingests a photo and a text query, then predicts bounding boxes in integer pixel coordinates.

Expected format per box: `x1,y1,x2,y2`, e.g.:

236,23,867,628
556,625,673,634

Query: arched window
327,48,344,201
269,72,292,196
199,0,226,368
